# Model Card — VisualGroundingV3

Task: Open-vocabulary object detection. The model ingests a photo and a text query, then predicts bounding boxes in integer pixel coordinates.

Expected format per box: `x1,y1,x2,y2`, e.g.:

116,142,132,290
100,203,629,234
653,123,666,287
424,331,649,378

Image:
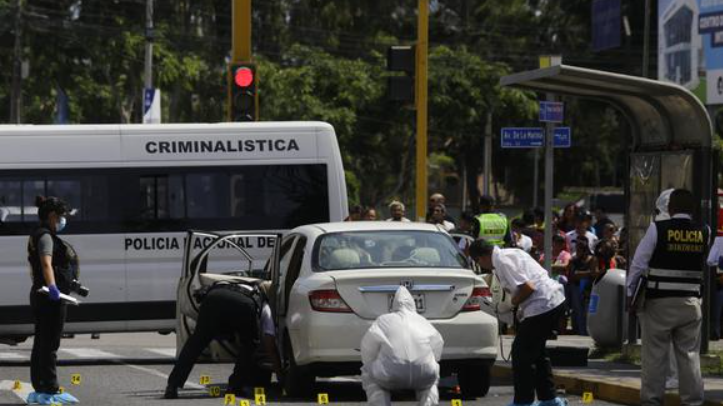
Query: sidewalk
492,336,723,406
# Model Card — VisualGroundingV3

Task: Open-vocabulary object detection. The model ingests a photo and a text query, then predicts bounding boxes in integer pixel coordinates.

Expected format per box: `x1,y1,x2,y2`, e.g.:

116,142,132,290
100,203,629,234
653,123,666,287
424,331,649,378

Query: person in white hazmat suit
361,286,444,406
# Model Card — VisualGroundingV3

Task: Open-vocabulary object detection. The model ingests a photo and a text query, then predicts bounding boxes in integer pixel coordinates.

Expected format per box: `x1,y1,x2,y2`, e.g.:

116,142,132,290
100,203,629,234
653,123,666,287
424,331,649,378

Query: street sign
501,127,544,148
539,101,564,123
553,127,572,148
501,127,572,148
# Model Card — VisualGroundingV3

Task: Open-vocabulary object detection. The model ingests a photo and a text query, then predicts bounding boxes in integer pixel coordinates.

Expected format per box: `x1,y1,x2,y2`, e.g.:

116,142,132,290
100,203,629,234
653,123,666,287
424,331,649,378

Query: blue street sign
539,101,564,123
553,127,572,148
501,127,544,148
501,127,572,148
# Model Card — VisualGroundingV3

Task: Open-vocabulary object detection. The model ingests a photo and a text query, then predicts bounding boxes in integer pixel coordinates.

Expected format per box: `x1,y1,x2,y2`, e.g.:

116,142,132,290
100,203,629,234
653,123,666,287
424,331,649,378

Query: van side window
0,180,21,223
139,175,185,220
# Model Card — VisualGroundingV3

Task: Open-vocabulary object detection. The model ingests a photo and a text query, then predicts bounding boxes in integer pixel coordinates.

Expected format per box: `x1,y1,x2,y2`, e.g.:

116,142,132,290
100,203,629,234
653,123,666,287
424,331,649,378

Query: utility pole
10,0,24,124
144,0,154,90
543,93,557,273
483,111,492,197
415,0,429,221
642,0,651,78
232,0,252,63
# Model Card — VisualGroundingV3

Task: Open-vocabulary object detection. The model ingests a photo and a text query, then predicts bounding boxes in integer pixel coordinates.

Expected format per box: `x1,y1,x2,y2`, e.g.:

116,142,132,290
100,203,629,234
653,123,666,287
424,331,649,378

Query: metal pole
533,149,540,207
483,110,492,197
543,93,556,273
144,0,153,90
415,0,429,221
10,0,23,124
232,0,252,62
642,0,651,78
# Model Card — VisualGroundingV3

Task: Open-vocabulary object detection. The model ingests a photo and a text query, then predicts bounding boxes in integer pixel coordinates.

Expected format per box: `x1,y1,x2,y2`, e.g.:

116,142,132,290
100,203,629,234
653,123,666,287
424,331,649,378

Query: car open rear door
176,230,281,360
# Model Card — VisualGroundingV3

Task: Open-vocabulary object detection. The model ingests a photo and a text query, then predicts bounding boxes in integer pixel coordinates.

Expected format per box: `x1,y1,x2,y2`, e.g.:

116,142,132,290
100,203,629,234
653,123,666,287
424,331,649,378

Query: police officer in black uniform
628,189,709,405
165,281,283,399
27,196,79,404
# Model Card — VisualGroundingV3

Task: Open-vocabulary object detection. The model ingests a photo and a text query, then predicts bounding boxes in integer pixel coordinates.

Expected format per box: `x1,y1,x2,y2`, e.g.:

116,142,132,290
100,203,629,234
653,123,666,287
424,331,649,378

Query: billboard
659,0,723,104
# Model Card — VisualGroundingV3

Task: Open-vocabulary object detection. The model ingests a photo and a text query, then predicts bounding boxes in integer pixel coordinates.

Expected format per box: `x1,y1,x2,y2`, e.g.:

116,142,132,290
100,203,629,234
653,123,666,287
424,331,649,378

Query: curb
491,364,723,406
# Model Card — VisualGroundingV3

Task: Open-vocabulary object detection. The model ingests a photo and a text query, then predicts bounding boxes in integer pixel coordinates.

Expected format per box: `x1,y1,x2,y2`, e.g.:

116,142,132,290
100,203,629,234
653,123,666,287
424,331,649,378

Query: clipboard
37,287,81,306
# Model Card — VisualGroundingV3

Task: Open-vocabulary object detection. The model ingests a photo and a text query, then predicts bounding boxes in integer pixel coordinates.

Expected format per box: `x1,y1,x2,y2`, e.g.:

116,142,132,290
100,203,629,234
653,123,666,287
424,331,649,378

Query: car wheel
457,364,491,398
283,334,315,398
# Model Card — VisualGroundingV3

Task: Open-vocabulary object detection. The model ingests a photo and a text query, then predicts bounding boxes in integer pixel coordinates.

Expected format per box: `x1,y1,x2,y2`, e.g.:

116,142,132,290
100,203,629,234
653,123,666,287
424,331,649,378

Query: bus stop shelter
500,64,717,350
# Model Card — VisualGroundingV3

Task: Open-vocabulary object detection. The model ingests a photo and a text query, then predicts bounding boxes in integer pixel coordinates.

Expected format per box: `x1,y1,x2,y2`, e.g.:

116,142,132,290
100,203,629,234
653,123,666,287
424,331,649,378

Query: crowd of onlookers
346,193,627,337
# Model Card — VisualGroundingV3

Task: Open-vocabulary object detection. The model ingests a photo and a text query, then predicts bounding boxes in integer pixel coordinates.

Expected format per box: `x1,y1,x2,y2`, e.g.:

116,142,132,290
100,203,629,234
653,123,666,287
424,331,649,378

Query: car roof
294,221,446,234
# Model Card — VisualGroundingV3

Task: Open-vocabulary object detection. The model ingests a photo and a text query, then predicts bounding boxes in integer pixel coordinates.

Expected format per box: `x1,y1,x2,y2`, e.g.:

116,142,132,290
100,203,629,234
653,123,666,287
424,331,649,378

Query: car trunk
330,268,476,320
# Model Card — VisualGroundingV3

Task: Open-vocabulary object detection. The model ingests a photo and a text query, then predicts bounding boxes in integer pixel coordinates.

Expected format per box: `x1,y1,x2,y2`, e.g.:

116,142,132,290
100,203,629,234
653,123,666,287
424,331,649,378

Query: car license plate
389,293,425,313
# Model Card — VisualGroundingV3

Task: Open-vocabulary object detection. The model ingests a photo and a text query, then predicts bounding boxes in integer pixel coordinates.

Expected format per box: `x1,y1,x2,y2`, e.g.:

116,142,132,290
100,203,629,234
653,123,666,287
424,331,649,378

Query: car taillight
462,287,490,311
309,289,352,313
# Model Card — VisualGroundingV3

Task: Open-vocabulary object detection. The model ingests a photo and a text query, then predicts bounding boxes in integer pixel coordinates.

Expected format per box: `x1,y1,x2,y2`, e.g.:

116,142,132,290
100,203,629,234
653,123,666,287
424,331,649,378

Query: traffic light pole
232,0,252,62
415,0,429,221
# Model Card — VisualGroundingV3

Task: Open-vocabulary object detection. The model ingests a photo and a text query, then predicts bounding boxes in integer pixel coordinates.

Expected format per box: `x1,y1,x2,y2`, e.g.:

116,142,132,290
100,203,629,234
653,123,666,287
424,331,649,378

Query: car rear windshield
314,230,468,271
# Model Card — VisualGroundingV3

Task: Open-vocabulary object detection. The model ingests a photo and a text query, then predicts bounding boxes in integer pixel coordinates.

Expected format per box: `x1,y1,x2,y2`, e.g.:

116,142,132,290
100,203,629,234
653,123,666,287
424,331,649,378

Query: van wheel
283,335,315,398
457,364,491,398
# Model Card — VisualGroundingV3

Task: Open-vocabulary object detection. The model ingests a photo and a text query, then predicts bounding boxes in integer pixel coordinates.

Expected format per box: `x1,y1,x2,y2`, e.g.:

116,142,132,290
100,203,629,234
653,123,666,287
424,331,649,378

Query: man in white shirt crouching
469,239,567,406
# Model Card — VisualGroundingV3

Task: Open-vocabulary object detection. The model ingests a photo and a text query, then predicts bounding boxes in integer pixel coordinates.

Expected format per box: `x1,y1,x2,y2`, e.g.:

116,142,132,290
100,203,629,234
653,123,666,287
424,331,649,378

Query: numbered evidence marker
317,393,329,404
58,387,65,394
254,387,265,396
254,393,267,405
582,392,594,404
12,380,21,390
200,375,212,385
224,394,236,405
240,401,251,406
208,386,221,397
451,399,463,406
71,374,82,385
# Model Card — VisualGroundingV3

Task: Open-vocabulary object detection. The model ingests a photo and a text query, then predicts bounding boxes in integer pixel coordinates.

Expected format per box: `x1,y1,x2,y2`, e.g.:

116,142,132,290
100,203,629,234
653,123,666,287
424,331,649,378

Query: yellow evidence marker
582,392,594,404
254,393,266,405
209,386,221,397
451,399,463,406
12,381,21,390
224,393,236,405
200,375,211,385
58,387,64,394
240,400,251,406
254,387,265,396
71,374,81,385
317,393,329,404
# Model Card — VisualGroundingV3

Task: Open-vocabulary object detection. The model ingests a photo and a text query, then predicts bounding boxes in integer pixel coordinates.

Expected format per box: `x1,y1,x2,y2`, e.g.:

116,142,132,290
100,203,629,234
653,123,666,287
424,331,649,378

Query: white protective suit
360,286,444,406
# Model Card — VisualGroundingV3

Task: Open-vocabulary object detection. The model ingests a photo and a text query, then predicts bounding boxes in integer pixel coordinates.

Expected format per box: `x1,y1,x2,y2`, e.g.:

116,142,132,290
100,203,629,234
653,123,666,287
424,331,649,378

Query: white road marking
0,379,33,403
122,363,204,389
61,348,119,358
145,348,177,358
0,352,27,360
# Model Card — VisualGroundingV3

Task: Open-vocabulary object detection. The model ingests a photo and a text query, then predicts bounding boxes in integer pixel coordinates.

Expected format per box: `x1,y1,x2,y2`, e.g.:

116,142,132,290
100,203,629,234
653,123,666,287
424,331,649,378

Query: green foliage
0,0,634,207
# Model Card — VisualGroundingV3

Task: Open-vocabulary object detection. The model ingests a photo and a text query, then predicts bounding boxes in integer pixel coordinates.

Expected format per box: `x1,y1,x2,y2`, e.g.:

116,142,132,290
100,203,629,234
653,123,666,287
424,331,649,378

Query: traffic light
387,46,415,103
228,62,257,122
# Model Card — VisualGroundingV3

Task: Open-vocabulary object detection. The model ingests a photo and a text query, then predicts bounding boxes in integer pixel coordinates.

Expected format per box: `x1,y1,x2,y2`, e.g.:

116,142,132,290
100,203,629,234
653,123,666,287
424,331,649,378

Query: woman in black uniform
27,196,79,405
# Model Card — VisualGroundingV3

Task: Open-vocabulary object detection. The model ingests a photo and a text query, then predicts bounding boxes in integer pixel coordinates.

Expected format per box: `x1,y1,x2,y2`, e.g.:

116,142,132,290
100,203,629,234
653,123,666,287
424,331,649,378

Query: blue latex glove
48,284,61,301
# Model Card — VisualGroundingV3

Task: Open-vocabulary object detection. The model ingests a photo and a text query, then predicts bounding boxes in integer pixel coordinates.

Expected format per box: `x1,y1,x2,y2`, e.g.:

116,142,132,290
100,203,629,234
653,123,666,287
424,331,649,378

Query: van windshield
314,231,468,271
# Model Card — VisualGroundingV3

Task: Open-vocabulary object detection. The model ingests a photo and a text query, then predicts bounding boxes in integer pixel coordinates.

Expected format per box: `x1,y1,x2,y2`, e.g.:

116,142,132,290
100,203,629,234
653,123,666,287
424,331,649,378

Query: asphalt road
0,333,623,406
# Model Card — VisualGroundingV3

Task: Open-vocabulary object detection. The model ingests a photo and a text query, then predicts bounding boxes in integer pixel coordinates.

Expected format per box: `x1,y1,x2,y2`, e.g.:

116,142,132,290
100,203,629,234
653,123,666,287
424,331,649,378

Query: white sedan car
176,222,498,398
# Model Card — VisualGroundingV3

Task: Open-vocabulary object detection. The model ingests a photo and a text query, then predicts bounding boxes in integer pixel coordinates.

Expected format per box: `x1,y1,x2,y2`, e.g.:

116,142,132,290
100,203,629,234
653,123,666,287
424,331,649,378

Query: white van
0,122,348,342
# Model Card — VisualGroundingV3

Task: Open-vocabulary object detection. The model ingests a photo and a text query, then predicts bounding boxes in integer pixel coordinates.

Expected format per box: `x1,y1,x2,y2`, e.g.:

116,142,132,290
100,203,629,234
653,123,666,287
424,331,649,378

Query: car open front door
176,230,281,361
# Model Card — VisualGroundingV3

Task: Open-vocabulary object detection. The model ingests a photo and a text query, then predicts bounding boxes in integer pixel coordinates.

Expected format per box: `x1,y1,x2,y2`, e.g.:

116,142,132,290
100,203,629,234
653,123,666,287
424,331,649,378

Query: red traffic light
234,67,254,88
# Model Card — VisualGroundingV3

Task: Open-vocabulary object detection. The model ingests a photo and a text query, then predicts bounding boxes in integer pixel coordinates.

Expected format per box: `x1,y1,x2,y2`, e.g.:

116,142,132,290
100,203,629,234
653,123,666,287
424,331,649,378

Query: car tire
457,364,491,398
283,334,315,398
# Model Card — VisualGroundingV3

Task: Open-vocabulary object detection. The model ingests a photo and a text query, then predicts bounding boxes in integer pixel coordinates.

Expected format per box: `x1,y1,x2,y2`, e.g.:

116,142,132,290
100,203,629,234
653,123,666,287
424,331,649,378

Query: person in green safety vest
472,195,514,247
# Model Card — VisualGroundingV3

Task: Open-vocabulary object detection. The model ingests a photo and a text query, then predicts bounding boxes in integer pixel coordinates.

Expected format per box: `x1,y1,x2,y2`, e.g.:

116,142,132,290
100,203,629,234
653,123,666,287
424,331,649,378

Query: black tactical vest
27,226,78,294
646,218,708,299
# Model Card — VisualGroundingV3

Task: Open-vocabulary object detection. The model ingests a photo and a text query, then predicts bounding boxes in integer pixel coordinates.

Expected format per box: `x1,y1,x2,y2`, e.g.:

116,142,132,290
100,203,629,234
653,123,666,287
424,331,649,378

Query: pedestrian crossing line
145,348,177,357
0,379,33,403
60,348,122,358
0,352,26,360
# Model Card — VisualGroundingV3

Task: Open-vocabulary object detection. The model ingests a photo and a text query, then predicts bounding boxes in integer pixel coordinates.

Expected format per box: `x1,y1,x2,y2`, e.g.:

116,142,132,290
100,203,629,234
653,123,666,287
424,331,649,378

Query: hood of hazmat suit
360,286,444,393
655,188,674,221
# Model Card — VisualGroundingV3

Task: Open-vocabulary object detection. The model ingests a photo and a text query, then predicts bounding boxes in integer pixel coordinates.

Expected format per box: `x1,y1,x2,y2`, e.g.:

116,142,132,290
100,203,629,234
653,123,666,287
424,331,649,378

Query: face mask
56,216,67,233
